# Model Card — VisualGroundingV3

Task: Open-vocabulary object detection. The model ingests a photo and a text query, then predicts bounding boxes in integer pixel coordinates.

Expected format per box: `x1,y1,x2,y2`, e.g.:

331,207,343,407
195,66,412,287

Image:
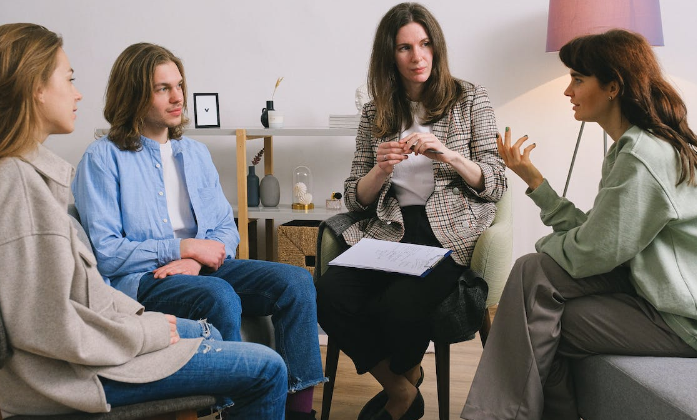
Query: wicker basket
277,220,321,274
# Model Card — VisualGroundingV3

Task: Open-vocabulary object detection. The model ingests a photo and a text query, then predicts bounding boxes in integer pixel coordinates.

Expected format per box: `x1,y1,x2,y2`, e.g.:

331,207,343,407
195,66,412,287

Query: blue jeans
137,258,325,392
101,318,287,419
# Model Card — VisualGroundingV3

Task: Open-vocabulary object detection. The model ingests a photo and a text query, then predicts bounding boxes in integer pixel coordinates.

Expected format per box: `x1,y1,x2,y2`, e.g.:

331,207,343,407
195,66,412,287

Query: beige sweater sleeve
0,225,171,365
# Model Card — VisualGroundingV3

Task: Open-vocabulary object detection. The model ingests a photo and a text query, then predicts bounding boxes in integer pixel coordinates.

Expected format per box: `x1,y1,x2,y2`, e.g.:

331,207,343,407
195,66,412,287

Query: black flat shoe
357,368,424,420
368,390,424,420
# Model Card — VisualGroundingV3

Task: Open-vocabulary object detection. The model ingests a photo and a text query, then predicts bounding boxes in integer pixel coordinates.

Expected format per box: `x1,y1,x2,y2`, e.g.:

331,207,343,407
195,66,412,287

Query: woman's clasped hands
496,127,544,190
376,132,447,174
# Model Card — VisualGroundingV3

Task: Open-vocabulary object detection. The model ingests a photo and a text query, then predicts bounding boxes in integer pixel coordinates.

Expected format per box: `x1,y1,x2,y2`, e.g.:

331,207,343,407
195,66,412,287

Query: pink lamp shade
546,0,664,52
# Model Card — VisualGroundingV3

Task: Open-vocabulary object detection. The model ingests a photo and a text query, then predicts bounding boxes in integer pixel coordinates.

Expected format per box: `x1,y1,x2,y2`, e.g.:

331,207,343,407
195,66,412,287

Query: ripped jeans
100,318,287,419
137,258,326,392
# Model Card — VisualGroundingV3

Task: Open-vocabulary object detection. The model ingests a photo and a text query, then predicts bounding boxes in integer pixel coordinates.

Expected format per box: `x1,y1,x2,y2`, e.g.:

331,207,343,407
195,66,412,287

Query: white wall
3,0,696,260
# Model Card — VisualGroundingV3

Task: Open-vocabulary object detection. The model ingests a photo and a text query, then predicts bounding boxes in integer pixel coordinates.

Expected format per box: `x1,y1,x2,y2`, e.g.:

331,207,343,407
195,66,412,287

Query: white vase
260,173,280,207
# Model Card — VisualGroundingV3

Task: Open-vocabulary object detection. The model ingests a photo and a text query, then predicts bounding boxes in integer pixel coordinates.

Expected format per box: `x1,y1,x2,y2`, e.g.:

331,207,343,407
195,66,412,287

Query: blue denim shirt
72,136,239,299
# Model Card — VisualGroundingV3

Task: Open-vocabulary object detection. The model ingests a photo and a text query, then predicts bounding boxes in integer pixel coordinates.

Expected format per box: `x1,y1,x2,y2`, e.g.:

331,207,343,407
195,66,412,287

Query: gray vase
260,173,280,207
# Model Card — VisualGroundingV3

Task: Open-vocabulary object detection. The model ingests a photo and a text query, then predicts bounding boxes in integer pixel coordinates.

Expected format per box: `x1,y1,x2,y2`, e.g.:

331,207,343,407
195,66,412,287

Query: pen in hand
410,144,444,154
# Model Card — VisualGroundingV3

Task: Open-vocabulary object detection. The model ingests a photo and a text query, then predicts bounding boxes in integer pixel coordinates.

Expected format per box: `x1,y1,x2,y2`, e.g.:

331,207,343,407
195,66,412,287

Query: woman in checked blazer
315,3,506,420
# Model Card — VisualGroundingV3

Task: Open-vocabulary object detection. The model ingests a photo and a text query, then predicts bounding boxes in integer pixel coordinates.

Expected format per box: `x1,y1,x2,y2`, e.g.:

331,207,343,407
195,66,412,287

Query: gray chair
573,355,697,420
315,188,513,420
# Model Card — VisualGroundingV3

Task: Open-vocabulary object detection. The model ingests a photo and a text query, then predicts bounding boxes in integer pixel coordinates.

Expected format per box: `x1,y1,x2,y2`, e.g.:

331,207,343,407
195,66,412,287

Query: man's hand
180,238,226,270
164,314,180,345
153,258,203,279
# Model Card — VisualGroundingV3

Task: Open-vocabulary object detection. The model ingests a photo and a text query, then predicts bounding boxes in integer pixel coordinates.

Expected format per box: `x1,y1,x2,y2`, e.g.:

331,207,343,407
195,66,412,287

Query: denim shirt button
155,163,161,168
158,191,164,196
453,187,460,195
163,218,168,223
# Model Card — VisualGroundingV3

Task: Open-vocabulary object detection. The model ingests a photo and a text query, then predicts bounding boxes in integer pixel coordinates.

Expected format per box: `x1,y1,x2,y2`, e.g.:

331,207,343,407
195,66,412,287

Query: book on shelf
327,238,452,277
329,114,361,129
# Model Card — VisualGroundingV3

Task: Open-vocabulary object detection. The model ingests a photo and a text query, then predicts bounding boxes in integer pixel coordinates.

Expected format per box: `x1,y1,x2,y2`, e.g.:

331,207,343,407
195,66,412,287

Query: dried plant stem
252,148,264,165
271,76,284,100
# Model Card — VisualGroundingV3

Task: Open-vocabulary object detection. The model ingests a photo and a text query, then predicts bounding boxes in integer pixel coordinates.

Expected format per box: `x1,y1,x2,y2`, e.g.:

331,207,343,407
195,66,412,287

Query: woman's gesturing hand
496,128,544,191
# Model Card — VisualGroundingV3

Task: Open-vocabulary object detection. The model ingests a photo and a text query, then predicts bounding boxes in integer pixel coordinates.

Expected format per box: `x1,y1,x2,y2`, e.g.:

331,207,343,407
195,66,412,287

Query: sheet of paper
328,238,452,277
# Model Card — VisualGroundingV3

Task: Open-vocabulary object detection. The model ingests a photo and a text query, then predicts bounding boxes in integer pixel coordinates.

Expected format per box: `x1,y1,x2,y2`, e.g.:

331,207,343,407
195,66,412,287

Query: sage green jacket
529,126,697,351
0,144,201,417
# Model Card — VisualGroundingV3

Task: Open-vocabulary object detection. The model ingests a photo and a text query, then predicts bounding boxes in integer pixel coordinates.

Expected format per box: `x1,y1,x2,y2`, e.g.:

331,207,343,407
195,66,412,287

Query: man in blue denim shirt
72,43,323,420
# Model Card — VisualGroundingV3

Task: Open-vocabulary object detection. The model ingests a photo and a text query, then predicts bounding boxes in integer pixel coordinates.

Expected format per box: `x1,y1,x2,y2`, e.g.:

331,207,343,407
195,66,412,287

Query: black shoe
286,409,317,420
357,367,424,420
368,390,424,420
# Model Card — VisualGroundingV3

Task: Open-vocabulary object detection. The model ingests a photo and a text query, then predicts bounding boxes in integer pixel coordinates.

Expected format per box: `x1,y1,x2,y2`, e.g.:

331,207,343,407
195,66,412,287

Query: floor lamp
546,0,664,197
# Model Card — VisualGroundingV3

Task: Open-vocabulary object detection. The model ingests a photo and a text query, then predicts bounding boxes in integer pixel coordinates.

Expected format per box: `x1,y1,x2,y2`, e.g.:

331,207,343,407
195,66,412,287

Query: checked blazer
342,80,507,267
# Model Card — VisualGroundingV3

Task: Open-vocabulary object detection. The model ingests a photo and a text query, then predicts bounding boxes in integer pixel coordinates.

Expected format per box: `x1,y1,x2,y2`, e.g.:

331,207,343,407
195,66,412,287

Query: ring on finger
384,155,388,161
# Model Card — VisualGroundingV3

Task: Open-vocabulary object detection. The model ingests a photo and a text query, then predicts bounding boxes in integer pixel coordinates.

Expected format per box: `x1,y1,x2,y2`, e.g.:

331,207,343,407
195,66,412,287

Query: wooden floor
312,337,484,420
201,337,483,420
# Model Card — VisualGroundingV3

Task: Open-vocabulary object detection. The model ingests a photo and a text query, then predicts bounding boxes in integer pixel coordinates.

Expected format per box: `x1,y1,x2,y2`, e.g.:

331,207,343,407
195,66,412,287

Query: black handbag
431,267,488,343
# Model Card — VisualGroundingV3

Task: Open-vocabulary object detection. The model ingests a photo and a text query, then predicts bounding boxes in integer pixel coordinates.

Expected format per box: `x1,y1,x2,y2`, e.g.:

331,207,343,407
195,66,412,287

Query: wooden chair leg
321,337,341,420
479,305,497,347
434,341,450,420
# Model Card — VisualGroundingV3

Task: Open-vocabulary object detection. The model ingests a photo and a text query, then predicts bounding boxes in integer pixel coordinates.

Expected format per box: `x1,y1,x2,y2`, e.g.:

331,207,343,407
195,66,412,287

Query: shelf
233,204,346,221
95,127,357,138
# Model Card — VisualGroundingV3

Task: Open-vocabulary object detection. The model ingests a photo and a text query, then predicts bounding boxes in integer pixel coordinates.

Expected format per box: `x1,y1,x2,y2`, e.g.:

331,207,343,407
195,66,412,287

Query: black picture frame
193,93,221,128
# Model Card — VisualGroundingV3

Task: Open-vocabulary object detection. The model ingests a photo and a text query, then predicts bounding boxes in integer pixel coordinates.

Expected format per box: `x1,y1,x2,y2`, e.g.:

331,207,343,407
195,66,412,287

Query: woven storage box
277,220,321,274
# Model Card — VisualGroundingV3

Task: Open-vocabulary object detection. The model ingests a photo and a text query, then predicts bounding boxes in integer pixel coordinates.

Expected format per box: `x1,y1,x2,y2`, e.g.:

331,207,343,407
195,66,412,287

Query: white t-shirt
391,102,435,206
160,141,197,239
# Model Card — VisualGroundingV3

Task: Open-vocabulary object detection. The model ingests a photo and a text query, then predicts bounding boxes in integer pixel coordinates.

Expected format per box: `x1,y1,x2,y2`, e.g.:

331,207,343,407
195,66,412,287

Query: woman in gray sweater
0,23,286,419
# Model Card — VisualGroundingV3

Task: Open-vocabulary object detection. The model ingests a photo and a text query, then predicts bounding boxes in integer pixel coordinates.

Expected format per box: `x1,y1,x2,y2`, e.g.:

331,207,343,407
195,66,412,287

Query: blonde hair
104,43,189,151
0,23,62,158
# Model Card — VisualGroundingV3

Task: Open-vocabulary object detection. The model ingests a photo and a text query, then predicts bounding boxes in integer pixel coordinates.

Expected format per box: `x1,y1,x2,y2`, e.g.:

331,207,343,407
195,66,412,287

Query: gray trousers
462,253,697,420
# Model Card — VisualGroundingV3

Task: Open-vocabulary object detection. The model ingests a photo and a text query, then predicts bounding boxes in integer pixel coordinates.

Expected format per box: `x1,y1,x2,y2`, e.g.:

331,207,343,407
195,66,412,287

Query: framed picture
193,93,220,128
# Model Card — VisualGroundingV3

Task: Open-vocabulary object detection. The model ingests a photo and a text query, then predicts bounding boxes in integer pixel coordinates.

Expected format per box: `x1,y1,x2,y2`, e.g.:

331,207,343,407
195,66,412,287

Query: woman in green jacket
463,29,697,420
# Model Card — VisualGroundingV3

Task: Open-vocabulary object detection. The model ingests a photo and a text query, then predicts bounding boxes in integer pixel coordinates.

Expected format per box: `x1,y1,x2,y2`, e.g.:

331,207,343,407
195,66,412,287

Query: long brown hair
0,23,62,158
560,29,697,185
368,2,462,138
104,43,189,151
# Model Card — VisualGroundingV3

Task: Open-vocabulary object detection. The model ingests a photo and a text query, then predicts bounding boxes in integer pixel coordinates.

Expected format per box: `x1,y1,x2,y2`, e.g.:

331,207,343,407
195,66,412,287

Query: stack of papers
328,238,452,277
329,114,361,129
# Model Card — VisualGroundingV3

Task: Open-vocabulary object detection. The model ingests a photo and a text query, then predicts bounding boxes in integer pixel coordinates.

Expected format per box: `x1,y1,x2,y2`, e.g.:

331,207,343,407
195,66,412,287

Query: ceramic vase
247,166,260,207
260,100,274,128
260,173,280,207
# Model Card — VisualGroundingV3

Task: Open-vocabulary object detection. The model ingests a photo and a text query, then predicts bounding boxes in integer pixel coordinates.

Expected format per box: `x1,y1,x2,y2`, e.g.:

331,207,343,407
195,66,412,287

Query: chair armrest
316,223,347,280
471,188,513,308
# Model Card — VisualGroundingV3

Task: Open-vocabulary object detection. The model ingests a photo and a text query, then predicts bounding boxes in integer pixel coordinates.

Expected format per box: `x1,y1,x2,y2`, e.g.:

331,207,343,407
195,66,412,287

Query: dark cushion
574,355,697,420
10,395,217,420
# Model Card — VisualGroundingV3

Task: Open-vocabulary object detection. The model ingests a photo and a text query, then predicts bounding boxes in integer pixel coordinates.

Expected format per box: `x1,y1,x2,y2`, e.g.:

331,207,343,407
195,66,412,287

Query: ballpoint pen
410,144,444,154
